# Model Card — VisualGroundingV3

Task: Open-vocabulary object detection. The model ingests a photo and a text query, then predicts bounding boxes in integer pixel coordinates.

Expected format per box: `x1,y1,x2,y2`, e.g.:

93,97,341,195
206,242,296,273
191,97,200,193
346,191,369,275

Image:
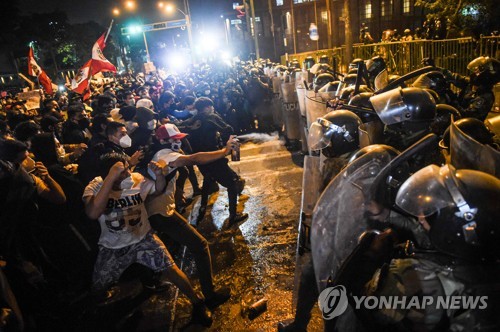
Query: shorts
92,232,174,290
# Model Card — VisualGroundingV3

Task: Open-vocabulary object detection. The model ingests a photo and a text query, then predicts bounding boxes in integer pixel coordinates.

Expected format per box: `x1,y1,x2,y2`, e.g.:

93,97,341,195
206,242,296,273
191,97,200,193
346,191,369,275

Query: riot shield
281,82,301,141
296,87,307,117
305,94,327,129
272,76,281,94
450,119,500,177
281,82,298,103
311,149,396,291
358,121,385,148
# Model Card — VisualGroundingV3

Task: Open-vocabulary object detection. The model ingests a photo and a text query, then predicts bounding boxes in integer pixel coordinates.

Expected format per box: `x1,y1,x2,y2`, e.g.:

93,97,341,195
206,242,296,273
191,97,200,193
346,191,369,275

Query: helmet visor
374,70,388,91
412,75,433,89
308,120,333,150
396,164,455,217
369,87,409,125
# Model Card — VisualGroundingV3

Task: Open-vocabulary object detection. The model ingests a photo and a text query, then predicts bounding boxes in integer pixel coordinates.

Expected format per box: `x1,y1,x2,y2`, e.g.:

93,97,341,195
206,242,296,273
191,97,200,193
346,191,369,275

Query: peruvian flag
91,33,116,75
71,59,92,94
28,47,54,94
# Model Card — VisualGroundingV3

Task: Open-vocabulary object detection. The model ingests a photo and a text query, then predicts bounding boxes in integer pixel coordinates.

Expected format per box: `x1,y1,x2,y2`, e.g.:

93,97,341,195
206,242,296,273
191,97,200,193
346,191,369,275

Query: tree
415,0,498,37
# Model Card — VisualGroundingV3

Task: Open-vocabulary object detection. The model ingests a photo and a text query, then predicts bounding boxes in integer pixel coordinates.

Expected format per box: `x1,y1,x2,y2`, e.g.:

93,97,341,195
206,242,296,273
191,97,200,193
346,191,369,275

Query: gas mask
119,134,132,148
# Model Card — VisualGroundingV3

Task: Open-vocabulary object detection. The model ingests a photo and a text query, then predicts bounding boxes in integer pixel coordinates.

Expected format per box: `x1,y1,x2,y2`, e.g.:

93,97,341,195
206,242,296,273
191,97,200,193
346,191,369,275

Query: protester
82,152,213,326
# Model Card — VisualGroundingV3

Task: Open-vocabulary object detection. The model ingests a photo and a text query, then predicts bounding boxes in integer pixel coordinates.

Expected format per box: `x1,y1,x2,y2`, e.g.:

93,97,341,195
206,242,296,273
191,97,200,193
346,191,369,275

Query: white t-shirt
83,173,155,249
146,148,182,217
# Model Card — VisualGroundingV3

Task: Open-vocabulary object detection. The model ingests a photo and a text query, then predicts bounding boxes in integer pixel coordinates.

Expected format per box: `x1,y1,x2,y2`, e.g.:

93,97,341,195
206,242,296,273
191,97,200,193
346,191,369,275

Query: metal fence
281,36,500,77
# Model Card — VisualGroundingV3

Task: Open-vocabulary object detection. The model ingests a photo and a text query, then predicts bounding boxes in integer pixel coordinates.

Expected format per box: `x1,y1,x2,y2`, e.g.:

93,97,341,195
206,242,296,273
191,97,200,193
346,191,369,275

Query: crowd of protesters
360,20,500,45
0,59,280,328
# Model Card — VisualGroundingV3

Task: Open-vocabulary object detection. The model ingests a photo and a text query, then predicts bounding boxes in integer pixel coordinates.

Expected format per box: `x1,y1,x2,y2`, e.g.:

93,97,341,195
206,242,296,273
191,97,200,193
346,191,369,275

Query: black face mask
77,117,90,130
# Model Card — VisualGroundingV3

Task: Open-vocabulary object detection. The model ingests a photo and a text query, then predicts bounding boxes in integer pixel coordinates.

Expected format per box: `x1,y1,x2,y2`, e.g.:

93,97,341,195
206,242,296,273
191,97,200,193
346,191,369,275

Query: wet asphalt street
133,133,324,331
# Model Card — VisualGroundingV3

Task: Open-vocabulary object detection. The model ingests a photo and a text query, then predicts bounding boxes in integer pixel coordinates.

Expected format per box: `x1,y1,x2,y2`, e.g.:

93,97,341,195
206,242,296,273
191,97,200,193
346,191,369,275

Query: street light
165,4,194,63
125,1,136,10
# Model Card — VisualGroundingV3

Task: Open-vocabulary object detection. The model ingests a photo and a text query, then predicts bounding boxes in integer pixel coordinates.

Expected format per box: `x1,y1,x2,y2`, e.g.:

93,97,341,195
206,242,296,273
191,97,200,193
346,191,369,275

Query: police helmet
396,164,500,261
439,117,495,150
467,56,500,86
313,73,335,92
366,56,386,79
369,87,436,125
308,110,362,157
348,144,399,164
412,71,449,95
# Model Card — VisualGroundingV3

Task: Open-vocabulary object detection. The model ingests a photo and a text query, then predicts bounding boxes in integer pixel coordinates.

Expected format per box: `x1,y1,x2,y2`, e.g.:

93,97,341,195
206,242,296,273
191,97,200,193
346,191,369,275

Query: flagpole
104,19,114,44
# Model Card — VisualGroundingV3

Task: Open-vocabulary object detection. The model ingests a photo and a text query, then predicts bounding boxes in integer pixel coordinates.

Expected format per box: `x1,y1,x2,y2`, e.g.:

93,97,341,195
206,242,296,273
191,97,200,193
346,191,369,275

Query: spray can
231,138,240,162
247,297,267,320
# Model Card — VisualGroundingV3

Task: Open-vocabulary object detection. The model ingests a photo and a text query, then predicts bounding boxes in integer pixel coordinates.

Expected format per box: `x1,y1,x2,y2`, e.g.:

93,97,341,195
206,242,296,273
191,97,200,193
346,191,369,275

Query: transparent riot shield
281,81,298,103
450,119,500,177
311,149,396,291
358,121,385,148
281,82,301,141
305,94,327,129
272,76,281,94
296,87,307,117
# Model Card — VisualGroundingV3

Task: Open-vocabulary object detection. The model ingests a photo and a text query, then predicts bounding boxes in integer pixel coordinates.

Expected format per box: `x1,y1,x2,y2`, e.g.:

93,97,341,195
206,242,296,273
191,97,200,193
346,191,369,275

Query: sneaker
228,213,249,225
205,287,231,309
191,302,213,327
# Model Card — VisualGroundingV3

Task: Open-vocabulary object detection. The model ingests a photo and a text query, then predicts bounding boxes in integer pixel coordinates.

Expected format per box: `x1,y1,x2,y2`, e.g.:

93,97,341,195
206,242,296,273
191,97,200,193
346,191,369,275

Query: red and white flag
91,33,116,75
71,59,92,94
28,47,54,94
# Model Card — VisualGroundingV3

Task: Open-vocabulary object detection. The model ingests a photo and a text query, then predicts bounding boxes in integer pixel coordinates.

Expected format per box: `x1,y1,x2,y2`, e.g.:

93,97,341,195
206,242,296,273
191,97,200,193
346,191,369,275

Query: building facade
226,0,426,61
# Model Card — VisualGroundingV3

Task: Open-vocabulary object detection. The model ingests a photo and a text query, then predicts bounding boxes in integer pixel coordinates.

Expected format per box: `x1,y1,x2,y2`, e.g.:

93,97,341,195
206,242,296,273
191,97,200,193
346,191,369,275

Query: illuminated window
321,11,328,24
381,0,393,17
276,0,283,5
403,0,411,13
365,1,372,19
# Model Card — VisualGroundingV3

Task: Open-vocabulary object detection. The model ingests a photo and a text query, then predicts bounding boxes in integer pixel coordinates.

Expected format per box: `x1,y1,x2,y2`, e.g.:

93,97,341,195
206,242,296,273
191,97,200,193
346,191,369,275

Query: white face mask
189,109,198,116
171,141,182,152
119,134,132,148
147,119,157,131
204,90,211,95
126,99,136,106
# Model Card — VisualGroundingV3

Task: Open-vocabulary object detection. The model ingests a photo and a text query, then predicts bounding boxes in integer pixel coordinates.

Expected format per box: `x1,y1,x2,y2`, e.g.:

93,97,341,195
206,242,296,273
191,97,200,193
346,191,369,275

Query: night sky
18,0,231,27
